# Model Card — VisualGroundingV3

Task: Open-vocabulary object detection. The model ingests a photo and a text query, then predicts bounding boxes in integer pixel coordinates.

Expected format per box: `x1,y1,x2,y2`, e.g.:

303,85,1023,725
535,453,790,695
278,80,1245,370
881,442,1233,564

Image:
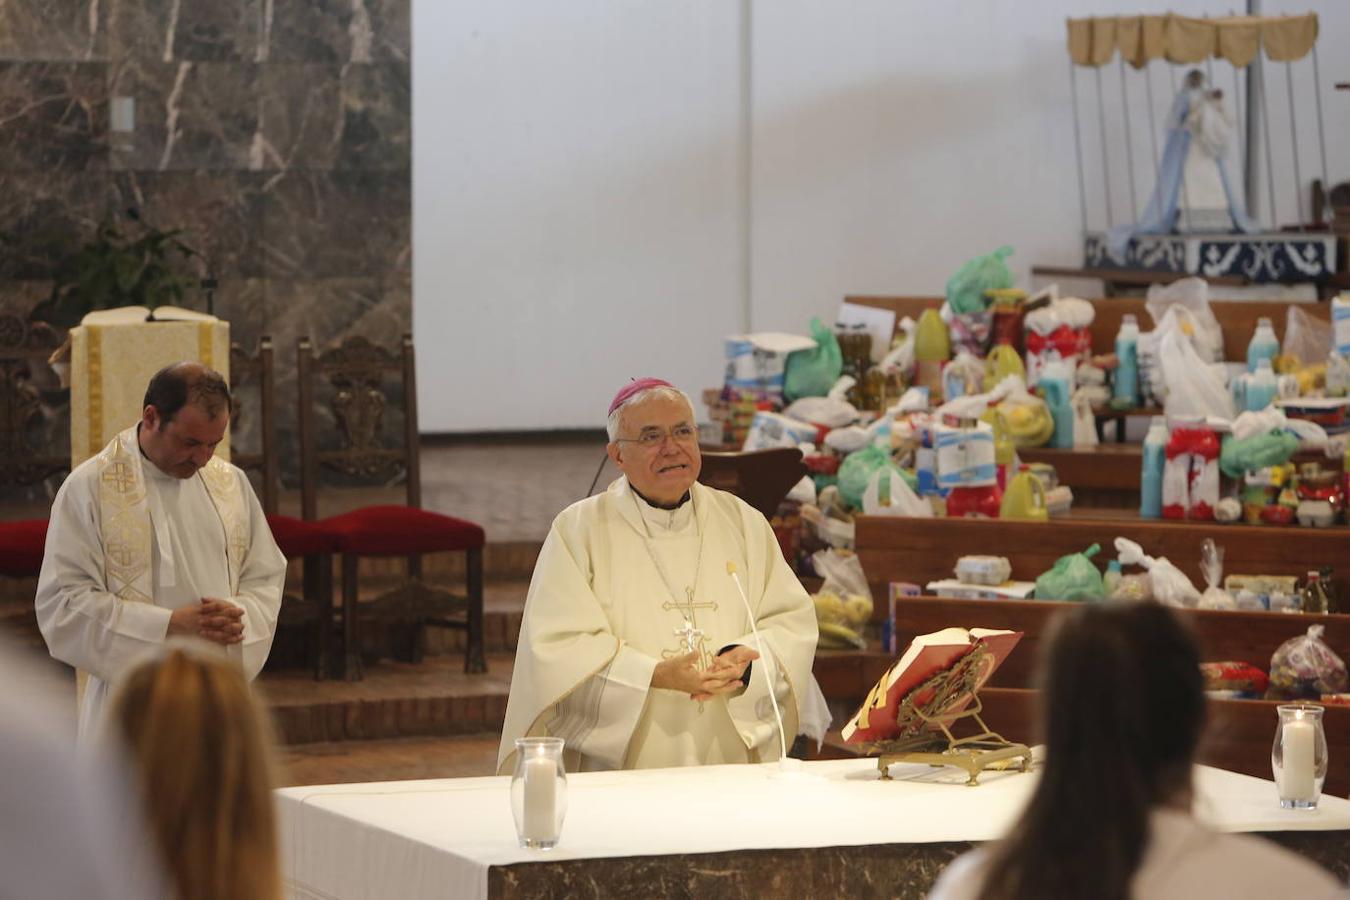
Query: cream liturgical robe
36,426,285,734
498,477,819,774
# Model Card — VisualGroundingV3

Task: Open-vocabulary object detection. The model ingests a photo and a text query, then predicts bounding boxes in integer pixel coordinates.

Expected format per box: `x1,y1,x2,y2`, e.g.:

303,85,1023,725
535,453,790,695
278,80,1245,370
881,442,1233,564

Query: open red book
841,627,1022,744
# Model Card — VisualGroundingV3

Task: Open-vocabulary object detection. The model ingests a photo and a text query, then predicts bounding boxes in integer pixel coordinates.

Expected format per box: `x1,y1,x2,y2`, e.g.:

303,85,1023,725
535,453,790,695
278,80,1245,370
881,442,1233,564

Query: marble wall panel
107,60,258,170
1,0,410,496
261,171,409,278
109,0,262,63
258,64,343,170
0,173,112,279
336,62,409,170
0,62,107,171
109,171,265,277
0,0,106,61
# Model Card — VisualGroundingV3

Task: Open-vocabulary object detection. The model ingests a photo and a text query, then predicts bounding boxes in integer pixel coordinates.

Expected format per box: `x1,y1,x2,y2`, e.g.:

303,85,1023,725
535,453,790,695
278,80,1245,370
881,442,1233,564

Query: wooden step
259,653,513,745
279,733,502,786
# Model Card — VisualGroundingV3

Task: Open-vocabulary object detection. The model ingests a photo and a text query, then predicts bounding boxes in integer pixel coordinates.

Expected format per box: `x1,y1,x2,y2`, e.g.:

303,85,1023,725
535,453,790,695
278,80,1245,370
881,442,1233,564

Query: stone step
260,653,514,745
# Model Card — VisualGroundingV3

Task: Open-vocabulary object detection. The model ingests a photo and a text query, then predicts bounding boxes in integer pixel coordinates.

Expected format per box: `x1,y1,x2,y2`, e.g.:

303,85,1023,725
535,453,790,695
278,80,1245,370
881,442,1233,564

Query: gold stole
80,428,248,707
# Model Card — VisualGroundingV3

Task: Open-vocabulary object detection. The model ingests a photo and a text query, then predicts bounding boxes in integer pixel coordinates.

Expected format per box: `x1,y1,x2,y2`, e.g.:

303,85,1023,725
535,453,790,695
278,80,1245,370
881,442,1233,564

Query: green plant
31,214,200,328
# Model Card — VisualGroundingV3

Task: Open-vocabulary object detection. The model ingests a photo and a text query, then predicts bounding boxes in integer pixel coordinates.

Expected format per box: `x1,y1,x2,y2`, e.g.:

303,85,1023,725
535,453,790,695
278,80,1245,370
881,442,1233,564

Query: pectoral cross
661,587,718,668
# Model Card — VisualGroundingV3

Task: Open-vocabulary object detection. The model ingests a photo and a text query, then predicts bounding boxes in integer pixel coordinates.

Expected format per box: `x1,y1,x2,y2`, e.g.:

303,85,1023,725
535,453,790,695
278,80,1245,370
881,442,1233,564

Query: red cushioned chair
230,337,339,679
0,314,68,583
297,334,485,681
0,519,48,578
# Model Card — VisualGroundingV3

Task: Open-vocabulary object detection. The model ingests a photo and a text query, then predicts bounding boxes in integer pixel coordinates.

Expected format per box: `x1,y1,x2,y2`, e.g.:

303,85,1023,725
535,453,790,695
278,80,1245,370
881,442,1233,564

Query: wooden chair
0,314,67,579
297,334,485,680
229,337,339,679
697,447,807,520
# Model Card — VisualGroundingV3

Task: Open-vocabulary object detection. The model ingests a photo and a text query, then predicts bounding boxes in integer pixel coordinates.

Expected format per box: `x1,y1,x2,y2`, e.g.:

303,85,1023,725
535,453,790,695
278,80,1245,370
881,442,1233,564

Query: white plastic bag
1146,277,1223,362
785,395,857,429
811,548,872,601
824,425,872,454
862,467,931,517
1114,537,1201,608
1284,306,1333,366
1156,309,1236,419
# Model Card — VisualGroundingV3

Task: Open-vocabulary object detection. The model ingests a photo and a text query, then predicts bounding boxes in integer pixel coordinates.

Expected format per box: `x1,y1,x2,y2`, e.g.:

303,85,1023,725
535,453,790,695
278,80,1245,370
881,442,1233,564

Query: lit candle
522,754,557,842
1280,717,1316,801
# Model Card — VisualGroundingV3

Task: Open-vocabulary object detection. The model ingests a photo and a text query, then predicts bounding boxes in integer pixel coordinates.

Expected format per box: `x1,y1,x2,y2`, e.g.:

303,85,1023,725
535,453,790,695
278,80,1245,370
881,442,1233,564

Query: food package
1225,574,1299,613
741,411,819,452
1200,661,1270,696
1268,625,1349,700
954,555,1013,586
724,331,816,403
1197,539,1236,610
1114,537,1200,607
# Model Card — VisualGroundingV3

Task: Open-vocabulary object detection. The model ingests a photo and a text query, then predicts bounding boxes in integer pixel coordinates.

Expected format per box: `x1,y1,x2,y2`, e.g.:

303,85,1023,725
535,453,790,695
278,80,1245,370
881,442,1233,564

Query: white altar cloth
277,757,1350,900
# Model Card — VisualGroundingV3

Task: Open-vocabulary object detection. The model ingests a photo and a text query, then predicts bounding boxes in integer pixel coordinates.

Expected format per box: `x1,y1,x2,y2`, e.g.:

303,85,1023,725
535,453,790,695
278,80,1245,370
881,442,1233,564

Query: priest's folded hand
168,599,245,646
651,651,743,701
706,645,758,685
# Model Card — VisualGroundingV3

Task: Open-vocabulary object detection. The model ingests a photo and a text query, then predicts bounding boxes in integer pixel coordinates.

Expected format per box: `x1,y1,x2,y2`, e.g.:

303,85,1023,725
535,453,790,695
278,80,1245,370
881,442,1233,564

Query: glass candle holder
1271,704,1328,810
511,737,567,849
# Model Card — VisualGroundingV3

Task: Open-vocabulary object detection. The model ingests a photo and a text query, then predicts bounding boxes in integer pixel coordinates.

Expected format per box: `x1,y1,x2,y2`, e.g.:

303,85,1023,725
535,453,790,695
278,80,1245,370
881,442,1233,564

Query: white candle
1280,719,1316,800
522,755,557,842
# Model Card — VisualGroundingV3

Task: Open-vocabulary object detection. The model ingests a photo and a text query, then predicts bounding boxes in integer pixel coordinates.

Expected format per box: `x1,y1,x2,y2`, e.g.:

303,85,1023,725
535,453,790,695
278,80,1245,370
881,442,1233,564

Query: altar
277,757,1350,899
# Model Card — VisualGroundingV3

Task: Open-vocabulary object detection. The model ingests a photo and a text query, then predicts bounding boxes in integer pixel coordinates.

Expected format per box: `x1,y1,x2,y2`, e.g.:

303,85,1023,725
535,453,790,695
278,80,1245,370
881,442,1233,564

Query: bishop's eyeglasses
616,424,699,449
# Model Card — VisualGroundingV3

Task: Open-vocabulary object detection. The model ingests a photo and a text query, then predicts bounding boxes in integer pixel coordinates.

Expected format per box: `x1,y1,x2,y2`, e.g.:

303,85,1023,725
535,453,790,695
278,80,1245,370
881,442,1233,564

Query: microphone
725,561,799,774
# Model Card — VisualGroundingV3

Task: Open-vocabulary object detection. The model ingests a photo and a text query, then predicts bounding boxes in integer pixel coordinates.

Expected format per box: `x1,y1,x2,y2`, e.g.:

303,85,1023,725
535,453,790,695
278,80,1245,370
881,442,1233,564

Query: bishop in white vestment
498,379,820,774
36,363,285,734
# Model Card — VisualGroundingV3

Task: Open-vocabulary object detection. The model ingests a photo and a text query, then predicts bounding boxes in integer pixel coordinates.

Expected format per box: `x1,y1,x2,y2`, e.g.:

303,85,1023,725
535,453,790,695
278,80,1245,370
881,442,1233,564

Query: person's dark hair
975,602,1205,900
143,362,232,424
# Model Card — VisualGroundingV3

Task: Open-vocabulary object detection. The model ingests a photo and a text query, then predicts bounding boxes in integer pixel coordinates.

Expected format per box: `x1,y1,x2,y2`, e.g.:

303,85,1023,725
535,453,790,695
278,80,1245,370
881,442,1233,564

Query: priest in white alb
498,378,822,774
36,362,285,734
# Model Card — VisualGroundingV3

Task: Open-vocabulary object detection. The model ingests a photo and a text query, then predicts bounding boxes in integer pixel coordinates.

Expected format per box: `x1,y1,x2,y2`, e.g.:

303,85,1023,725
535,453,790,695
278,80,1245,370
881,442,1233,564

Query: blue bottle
1113,314,1140,407
1246,317,1280,373
1140,416,1167,518
1040,362,1074,449
1245,358,1279,411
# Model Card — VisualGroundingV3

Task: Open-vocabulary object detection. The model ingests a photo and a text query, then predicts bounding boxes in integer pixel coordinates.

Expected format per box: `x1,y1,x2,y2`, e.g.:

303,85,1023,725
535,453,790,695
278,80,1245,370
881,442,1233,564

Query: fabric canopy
1067,13,1318,68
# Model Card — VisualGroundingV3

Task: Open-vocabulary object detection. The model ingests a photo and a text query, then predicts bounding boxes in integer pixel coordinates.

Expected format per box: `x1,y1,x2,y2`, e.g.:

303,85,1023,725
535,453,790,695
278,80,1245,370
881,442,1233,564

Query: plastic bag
945,246,1014,315
1034,543,1105,602
811,548,872,603
836,444,902,510
1284,306,1333,367
1197,539,1236,610
1146,277,1223,362
1219,430,1301,478
862,467,931,517
985,375,1055,448
1109,572,1153,602
785,395,858,429
1156,308,1236,419
1268,625,1349,699
1114,537,1201,607
784,317,844,401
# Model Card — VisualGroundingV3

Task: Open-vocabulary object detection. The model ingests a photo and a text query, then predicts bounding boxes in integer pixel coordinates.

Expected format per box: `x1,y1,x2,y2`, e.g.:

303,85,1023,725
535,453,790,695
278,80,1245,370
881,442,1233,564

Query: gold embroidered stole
95,426,247,605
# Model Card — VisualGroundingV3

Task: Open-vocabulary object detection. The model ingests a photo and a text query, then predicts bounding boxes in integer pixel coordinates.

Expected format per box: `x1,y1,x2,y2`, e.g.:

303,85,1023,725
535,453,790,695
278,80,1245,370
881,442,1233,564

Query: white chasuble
497,477,819,774
36,426,286,734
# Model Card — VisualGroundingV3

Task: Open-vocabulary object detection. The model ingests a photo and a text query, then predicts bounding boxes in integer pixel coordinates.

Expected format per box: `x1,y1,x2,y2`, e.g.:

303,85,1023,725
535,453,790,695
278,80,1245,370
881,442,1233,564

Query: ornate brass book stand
864,647,1032,786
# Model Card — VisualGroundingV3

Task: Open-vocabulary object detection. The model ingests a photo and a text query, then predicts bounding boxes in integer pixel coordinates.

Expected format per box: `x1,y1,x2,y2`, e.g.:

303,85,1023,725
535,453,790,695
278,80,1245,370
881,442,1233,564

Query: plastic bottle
1113,313,1140,407
992,411,1018,492
1187,425,1220,520
1140,416,1167,519
1302,570,1329,615
914,309,951,402
1162,417,1194,520
1040,361,1074,449
1103,559,1123,596
1246,316,1280,373
1245,358,1279,411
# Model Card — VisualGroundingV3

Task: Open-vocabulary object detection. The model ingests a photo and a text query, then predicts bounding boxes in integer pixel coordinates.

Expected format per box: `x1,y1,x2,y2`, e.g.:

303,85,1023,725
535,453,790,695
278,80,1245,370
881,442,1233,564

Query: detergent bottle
1112,314,1140,407
914,309,951,402
1140,415,1167,519
1246,317,1280,373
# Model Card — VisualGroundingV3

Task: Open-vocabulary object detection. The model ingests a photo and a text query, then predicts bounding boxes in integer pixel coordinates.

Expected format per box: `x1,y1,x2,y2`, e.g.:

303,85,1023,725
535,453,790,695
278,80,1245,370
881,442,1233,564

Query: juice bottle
914,308,951,402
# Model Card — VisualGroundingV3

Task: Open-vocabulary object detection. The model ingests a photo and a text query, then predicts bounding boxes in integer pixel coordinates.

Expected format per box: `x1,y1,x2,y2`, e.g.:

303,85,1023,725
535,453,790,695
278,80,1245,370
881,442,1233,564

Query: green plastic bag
836,445,914,511
1034,543,1105,602
1219,430,1301,478
945,246,1015,315
784,318,843,401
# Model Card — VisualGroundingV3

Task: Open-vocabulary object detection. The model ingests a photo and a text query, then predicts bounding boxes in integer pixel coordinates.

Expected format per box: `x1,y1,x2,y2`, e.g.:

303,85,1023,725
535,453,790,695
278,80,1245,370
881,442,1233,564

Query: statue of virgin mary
1109,70,1260,255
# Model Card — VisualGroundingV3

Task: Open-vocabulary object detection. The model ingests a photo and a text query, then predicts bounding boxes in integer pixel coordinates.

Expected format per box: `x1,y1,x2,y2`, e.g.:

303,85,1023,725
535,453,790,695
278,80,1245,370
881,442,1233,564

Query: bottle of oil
1302,570,1330,615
